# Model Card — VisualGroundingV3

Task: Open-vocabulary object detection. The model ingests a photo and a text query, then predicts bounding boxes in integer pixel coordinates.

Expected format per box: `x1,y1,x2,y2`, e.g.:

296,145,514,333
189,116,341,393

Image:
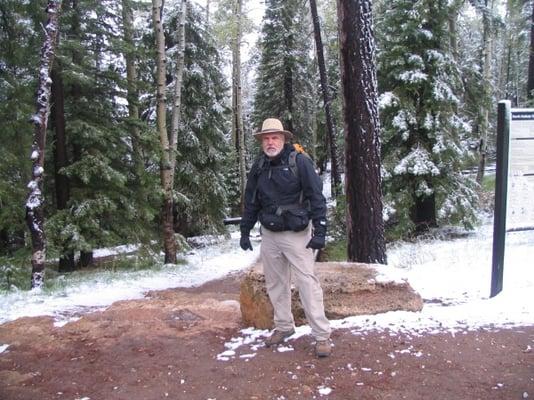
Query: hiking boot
315,340,331,358
265,329,295,347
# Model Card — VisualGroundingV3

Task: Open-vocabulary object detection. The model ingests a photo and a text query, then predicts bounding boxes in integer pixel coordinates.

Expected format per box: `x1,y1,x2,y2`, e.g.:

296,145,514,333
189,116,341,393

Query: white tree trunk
26,0,62,289
152,0,177,263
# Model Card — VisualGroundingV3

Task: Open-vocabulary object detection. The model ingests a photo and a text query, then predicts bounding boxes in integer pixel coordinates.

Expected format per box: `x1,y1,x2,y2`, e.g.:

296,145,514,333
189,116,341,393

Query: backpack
254,143,310,180
251,143,312,205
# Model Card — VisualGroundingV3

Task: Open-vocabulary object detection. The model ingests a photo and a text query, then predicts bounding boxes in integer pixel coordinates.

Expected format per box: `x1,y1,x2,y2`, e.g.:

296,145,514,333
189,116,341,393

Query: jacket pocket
284,208,310,232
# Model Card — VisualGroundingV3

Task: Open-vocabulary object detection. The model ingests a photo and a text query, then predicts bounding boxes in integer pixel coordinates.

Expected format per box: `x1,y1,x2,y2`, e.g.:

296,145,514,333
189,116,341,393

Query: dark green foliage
0,1,45,255
42,0,160,258
252,0,316,148
164,3,231,236
376,0,479,238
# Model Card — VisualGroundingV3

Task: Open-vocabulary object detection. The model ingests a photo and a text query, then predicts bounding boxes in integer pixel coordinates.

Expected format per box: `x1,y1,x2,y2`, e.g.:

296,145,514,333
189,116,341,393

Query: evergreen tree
252,0,316,148
0,1,44,255
166,2,231,236
377,0,478,237
496,0,531,106
338,0,386,264
46,0,159,266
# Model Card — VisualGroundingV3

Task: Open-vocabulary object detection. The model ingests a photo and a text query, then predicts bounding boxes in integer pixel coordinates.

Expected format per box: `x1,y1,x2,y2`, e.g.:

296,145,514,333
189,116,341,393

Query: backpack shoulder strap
251,154,266,204
288,150,299,178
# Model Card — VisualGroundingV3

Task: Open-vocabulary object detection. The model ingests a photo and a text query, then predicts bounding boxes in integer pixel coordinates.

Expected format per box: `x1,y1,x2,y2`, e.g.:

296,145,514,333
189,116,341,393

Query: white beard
264,146,283,158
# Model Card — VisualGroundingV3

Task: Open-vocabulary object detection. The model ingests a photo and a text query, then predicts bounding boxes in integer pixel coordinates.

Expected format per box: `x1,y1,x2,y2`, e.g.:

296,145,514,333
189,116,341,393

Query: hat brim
253,129,293,140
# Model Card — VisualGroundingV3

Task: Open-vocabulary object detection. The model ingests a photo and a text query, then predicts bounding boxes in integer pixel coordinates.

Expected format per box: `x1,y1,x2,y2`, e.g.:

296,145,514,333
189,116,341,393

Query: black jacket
240,144,327,235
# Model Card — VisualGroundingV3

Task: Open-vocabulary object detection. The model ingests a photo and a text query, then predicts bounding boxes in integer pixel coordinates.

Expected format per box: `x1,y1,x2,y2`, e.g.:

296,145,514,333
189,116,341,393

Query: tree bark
51,64,75,272
25,0,62,288
78,250,93,269
337,0,386,264
411,183,437,233
309,0,341,198
231,0,246,212
152,0,177,264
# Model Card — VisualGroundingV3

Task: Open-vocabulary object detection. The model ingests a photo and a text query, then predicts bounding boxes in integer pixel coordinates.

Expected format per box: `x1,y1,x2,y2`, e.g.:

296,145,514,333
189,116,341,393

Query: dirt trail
0,272,533,400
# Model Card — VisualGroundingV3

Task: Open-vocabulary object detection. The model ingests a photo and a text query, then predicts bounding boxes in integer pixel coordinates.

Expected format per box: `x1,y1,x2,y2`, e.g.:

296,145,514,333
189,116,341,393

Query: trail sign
491,101,534,297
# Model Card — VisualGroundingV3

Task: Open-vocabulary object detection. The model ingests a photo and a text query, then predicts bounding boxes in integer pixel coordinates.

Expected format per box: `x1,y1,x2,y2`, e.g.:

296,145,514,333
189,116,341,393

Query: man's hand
240,235,253,251
306,235,325,250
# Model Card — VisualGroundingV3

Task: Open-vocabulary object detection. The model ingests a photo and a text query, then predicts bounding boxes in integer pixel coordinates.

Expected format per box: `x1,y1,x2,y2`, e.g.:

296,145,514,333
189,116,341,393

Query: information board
506,110,534,230
491,102,534,297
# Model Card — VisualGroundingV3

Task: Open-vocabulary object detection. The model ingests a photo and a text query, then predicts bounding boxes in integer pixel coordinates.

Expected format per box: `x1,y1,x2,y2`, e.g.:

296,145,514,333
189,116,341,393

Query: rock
239,262,423,329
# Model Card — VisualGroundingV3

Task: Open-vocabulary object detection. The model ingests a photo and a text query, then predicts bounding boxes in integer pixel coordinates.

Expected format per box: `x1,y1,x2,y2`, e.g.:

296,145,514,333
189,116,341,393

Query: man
239,118,332,358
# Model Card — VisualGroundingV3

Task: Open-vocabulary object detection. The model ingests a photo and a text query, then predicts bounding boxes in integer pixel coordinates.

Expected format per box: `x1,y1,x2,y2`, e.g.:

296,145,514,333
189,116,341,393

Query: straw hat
253,118,293,141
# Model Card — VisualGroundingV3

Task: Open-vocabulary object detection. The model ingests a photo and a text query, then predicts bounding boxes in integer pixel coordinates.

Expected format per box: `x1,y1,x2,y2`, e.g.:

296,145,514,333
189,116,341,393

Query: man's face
261,132,285,158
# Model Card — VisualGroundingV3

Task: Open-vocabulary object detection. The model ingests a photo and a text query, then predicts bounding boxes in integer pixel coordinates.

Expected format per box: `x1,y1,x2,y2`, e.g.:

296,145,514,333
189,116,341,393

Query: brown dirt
0,271,533,400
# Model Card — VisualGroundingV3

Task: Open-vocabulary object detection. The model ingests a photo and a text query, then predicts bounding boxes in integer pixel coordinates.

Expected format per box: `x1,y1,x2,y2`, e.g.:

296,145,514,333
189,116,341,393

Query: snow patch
318,385,332,395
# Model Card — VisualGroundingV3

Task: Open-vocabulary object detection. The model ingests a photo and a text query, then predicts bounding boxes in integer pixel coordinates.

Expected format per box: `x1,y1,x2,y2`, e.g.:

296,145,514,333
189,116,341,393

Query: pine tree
496,0,531,106
310,0,341,198
45,0,159,267
252,0,316,148
338,0,386,264
0,1,43,256
377,0,478,237
166,2,231,235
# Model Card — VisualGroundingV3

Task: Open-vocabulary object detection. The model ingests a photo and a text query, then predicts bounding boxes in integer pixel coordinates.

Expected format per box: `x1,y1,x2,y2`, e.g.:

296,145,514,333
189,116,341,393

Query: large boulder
240,261,423,329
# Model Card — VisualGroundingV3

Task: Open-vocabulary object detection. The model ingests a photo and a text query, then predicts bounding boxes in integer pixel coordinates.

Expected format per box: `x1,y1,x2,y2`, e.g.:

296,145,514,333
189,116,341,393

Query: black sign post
490,101,510,298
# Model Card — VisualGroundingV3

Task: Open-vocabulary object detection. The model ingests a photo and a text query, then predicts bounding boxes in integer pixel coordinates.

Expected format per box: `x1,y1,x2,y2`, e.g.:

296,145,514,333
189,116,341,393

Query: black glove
240,235,253,251
307,220,327,249
306,235,325,250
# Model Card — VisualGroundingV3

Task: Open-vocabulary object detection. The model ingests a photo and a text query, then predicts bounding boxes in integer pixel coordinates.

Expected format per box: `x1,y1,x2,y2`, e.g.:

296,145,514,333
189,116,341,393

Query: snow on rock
0,344,9,353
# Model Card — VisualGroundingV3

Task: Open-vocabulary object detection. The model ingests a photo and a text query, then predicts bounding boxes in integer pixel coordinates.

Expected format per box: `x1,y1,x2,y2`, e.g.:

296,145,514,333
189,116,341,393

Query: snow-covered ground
0,231,260,326
1,214,532,336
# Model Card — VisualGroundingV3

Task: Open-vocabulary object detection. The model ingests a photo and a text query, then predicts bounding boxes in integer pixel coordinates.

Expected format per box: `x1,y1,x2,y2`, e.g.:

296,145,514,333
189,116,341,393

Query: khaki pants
261,225,331,341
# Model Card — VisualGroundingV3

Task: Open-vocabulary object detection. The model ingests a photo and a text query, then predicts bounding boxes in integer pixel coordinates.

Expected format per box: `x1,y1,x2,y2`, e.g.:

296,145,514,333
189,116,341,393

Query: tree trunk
25,0,62,289
448,0,463,62
309,0,341,198
284,66,294,133
337,0,386,264
232,0,246,212
122,0,144,181
205,0,210,28
51,64,75,273
528,0,534,100
476,0,494,184
78,250,93,269
152,0,177,264
411,182,437,233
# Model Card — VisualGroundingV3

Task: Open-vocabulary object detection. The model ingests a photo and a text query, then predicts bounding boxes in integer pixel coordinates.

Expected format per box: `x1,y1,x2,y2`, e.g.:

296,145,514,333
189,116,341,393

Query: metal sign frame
491,101,534,297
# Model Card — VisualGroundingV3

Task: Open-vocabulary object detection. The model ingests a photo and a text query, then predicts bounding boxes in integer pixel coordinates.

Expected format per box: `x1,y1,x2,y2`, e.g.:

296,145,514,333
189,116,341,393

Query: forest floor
0,271,533,400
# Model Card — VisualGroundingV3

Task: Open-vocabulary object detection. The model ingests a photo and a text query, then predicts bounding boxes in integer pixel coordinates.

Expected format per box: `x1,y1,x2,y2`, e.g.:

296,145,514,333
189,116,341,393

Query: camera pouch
283,208,310,232
259,212,285,231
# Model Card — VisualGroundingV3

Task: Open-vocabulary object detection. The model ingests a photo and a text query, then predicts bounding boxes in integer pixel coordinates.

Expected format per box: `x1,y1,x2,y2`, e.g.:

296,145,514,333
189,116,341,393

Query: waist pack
259,207,310,232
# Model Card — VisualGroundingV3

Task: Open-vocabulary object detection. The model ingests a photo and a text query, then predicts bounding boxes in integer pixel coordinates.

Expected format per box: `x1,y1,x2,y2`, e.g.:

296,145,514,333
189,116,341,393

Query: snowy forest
0,0,533,290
